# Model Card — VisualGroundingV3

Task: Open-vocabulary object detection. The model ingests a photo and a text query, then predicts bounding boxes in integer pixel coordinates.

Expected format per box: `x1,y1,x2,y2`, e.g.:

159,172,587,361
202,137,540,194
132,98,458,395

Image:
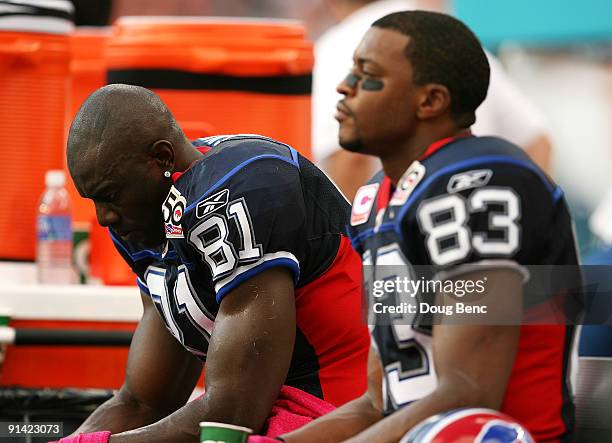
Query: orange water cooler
106,17,314,156
0,7,73,260
0,0,137,395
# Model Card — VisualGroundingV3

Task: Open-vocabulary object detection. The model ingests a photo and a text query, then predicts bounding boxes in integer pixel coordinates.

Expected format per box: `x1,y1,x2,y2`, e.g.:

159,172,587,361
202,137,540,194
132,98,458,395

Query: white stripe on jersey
198,134,271,147
214,251,299,295
136,276,147,289
196,134,297,151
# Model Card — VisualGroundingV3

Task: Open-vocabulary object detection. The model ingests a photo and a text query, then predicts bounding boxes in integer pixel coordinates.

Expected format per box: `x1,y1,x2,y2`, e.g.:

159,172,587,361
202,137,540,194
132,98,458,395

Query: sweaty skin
67,85,299,442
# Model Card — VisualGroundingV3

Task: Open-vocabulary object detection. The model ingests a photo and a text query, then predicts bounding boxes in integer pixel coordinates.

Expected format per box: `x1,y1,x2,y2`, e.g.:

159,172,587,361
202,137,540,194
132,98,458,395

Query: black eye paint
345,73,360,88
362,78,384,91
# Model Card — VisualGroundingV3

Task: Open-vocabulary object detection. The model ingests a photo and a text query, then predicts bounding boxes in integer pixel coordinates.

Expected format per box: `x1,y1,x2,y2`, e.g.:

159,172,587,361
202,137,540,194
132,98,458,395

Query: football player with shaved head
64,84,370,442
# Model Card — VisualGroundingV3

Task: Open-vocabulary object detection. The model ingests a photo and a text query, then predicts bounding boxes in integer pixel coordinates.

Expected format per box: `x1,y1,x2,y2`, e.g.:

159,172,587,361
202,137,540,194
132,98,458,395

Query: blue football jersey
110,134,369,404
348,135,579,441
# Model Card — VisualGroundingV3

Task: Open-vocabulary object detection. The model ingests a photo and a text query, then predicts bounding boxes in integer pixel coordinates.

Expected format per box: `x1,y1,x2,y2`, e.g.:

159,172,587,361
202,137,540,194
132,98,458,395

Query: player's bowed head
66,84,204,248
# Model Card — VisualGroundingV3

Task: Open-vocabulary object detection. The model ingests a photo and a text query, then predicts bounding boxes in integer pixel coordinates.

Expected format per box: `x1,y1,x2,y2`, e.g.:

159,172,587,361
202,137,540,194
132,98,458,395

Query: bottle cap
45,170,66,187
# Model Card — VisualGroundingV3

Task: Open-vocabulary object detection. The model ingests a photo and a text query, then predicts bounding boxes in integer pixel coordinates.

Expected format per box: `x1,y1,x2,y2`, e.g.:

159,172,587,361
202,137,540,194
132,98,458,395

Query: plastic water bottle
37,170,75,284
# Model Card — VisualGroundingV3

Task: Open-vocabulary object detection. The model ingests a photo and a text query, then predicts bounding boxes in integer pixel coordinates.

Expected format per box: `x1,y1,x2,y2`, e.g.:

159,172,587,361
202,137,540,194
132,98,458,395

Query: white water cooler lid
0,0,74,34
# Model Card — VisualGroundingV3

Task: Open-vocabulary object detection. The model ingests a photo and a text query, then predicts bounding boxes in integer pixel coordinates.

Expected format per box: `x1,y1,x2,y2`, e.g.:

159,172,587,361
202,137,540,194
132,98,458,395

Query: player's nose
95,203,120,228
337,74,356,97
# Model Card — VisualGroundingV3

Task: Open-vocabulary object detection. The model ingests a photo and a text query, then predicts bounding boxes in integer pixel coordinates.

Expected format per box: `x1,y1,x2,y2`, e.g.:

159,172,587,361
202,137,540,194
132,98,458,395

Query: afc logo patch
351,183,379,226
162,185,186,239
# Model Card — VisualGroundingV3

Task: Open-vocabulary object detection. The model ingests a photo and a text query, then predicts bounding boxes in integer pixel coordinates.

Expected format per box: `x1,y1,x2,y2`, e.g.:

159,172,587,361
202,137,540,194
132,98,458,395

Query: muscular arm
281,345,383,443
110,266,297,443
344,268,523,443
75,293,203,434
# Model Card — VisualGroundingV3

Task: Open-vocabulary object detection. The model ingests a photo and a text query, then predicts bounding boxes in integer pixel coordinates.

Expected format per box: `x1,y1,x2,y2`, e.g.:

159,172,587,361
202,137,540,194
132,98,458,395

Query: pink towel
49,386,333,443
249,385,335,441
248,438,280,443
50,431,111,443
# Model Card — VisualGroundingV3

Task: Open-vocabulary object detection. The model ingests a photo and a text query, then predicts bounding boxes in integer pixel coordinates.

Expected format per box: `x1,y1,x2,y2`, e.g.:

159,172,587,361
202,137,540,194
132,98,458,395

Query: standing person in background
313,0,553,200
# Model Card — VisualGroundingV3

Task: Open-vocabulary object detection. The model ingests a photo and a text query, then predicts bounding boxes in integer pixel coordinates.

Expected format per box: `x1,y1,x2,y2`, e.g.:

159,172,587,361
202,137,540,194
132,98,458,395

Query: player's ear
150,140,175,172
416,83,450,120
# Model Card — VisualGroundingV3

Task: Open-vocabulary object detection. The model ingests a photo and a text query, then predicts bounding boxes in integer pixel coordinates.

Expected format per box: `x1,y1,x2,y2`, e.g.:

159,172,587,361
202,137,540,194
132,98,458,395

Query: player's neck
381,126,465,184
174,139,205,172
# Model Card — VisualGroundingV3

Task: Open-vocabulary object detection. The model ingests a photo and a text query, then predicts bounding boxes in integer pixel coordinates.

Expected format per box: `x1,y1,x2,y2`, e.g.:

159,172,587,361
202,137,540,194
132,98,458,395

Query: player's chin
339,135,365,153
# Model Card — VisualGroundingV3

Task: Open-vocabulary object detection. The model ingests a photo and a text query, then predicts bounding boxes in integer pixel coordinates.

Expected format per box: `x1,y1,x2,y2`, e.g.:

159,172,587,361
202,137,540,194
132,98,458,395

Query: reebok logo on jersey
162,185,186,239
351,184,379,226
447,169,492,193
196,189,230,219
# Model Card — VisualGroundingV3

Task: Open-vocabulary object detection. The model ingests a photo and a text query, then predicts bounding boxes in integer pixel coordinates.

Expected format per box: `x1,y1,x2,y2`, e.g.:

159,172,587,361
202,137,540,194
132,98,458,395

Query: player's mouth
335,101,353,122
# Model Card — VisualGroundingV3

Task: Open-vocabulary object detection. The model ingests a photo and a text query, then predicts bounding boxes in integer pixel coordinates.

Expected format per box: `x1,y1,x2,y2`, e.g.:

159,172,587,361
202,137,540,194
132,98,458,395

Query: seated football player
64,84,370,442
281,11,579,443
